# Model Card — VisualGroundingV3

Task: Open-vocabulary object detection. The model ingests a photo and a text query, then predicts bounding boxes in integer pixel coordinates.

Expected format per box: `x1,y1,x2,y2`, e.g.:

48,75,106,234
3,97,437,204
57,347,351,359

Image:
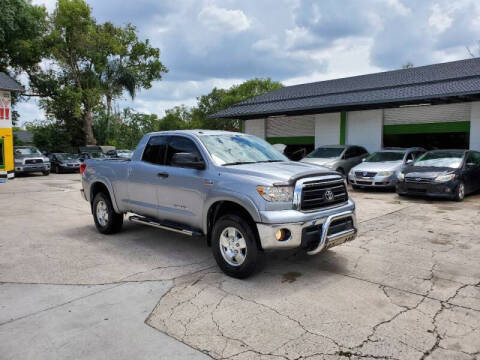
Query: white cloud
199,5,250,33
429,3,453,32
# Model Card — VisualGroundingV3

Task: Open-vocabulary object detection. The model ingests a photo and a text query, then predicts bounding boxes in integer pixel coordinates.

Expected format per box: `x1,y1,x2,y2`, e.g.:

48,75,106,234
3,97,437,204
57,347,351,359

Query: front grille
300,178,347,211
356,180,373,185
405,177,433,184
25,159,43,164
355,171,376,178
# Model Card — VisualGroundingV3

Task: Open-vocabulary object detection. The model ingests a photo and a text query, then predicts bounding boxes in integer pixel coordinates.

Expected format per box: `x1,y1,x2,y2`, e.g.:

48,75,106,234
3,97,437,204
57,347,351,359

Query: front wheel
42,170,50,176
454,181,465,202
212,214,263,279
92,192,124,234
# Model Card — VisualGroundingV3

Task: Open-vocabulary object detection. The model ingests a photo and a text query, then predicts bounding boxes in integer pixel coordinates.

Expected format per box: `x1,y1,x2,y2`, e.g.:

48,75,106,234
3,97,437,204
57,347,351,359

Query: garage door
383,103,471,149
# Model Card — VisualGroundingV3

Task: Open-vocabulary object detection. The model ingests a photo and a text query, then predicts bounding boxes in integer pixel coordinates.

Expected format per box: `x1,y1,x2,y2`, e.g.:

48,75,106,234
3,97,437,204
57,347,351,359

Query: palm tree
101,59,137,140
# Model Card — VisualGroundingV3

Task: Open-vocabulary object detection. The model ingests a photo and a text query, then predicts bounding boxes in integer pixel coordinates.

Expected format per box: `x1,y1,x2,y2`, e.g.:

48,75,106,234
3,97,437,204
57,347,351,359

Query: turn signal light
79,163,86,174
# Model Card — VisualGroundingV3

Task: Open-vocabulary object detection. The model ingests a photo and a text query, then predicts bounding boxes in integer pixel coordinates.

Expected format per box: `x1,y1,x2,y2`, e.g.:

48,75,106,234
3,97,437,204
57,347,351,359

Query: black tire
453,181,465,202
92,192,123,234
54,165,60,174
42,171,50,176
212,214,263,279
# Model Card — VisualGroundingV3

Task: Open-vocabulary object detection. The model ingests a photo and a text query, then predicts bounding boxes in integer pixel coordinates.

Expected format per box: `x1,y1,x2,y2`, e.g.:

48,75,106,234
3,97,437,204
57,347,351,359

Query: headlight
348,168,355,177
397,172,404,181
377,171,393,177
256,185,293,202
434,173,455,183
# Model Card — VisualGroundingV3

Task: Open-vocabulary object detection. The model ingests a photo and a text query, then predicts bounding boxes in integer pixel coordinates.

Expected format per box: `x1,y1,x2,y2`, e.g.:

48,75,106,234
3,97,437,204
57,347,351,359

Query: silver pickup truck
81,130,357,278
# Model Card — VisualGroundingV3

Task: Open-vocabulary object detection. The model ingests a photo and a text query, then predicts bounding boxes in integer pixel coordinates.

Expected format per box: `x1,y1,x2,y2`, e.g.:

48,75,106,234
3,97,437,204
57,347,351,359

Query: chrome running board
129,215,201,236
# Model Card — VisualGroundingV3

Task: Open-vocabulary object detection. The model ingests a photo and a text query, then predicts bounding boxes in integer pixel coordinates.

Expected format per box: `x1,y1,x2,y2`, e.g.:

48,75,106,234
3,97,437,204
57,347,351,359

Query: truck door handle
157,172,169,178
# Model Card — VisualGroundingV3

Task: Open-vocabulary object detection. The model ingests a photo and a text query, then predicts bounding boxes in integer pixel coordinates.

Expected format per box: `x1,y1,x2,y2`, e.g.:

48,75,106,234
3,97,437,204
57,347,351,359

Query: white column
346,109,383,152
314,113,340,147
470,102,480,150
243,119,265,139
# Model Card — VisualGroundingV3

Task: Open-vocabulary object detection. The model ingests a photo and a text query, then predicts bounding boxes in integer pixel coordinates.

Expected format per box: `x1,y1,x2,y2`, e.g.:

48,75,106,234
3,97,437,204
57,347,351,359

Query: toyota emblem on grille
363,171,368,177
416,177,421,181
324,190,334,201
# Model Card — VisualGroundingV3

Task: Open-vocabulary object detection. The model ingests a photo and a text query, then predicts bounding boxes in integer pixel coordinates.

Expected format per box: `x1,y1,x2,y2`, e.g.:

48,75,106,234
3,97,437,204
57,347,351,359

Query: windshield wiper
255,160,285,163
222,161,257,166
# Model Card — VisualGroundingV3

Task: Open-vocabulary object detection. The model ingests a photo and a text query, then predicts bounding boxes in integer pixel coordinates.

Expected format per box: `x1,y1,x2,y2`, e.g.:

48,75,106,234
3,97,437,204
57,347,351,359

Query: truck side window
142,136,167,165
166,136,202,166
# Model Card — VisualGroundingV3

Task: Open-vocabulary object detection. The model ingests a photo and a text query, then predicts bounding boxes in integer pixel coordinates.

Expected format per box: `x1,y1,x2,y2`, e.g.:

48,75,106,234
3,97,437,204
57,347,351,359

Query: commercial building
0,72,24,179
212,58,480,153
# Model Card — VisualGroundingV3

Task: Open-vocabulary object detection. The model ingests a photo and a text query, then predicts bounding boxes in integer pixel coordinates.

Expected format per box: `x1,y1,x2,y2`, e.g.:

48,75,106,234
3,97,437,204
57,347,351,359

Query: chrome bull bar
306,210,357,255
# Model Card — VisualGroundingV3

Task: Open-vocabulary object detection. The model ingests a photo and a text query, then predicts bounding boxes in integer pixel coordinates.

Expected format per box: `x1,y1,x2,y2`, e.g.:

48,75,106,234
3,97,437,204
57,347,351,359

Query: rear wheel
212,214,262,279
92,192,123,234
454,181,465,202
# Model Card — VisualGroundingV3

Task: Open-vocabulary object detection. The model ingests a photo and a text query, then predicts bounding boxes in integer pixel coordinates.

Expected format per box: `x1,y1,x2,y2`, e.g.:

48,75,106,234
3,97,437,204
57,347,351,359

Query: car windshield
305,147,344,159
15,147,42,155
199,134,288,166
414,151,464,168
56,153,78,161
366,151,404,162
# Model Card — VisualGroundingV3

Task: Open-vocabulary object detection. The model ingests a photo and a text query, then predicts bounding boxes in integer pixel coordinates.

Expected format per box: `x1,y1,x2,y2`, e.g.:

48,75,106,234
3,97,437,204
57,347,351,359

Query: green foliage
25,120,74,152
195,78,283,130
0,0,47,72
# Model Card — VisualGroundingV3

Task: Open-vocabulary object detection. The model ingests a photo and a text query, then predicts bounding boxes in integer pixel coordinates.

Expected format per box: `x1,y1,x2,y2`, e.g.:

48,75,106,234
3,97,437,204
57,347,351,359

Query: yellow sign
0,90,14,179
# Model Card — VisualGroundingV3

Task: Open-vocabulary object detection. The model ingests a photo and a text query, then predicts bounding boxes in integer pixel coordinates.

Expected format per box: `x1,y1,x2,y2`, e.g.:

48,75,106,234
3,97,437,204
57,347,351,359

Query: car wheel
92,192,124,234
42,171,50,176
454,181,465,202
55,165,60,174
212,214,263,279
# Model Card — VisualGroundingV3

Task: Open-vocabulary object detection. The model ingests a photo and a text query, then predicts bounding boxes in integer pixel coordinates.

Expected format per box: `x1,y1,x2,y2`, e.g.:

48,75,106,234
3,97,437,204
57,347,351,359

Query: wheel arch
205,200,261,249
89,181,121,213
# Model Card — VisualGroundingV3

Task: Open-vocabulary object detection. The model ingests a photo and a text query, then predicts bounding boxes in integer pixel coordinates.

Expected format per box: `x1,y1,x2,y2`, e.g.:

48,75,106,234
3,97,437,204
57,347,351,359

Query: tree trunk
106,95,112,142
83,108,96,145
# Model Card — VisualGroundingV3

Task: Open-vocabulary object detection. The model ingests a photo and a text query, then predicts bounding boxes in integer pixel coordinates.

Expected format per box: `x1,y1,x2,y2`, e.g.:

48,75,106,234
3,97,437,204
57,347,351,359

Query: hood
352,161,402,173
300,157,338,167
220,161,337,185
403,166,458,179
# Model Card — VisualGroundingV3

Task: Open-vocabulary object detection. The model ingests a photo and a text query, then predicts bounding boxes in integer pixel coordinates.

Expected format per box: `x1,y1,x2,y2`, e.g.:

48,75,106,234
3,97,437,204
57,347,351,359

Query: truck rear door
126,136,168,219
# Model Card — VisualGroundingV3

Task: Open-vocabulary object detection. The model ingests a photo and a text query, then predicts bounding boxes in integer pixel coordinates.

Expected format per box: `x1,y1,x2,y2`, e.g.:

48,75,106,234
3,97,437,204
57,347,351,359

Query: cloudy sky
18,0,480,126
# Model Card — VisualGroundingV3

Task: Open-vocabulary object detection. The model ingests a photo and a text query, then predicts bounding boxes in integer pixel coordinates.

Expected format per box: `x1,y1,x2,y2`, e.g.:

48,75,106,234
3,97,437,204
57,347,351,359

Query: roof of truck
148,130,245,136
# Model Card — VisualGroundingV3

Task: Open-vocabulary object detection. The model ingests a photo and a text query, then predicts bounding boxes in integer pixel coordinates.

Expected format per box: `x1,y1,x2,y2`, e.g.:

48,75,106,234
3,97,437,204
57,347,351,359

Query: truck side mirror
171,152,205,170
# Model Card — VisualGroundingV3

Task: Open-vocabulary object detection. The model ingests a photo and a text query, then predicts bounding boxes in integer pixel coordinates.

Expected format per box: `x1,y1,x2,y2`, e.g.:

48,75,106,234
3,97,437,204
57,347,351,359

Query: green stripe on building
339,112,346,145
266,136,315,145
383,121,470,135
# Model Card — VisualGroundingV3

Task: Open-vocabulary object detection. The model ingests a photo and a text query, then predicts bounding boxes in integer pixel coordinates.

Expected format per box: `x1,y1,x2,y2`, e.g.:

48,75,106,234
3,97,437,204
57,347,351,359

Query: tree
0,0,47,73
30,0,167,145
402,62,414,69
195,78,283,130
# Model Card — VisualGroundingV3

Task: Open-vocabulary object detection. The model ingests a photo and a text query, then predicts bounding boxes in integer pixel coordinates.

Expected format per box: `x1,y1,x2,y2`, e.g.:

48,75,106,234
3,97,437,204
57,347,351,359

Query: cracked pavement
1,174,479,359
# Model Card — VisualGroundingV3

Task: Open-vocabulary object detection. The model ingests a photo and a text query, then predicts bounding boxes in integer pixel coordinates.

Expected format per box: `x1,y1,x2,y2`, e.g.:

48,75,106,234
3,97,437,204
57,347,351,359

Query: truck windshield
305,147,344,159
199,134,288,166
15,147,42,156
365,152,404,162
413,151,464,168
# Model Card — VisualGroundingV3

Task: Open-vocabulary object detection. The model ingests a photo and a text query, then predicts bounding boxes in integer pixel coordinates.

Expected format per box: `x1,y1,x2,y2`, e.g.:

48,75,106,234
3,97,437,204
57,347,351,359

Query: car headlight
348,168,355,177
397,172,405,181
377,171,393,177
256,185,293,202
434,173,456,183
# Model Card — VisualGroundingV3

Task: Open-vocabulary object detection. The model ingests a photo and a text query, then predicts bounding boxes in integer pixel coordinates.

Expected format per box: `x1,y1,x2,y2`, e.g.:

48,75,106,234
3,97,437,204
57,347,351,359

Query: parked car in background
396,149,480,201
79,151,106,161
14,146,50,176
349,147,426,189
49,153,82,173
105,149,133,159
81,130,357,278
301,145,369,175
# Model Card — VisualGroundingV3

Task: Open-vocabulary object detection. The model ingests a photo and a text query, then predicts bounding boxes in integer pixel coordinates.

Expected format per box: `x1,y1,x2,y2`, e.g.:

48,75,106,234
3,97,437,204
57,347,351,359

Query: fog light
275,228,291,241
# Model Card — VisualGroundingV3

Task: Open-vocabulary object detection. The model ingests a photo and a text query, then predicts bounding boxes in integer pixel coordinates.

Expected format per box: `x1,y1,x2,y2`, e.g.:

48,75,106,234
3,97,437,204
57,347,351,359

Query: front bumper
256,199,357,254
15,164,50,173
396,180,458,198
59,163,81,172
349,174,397,188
